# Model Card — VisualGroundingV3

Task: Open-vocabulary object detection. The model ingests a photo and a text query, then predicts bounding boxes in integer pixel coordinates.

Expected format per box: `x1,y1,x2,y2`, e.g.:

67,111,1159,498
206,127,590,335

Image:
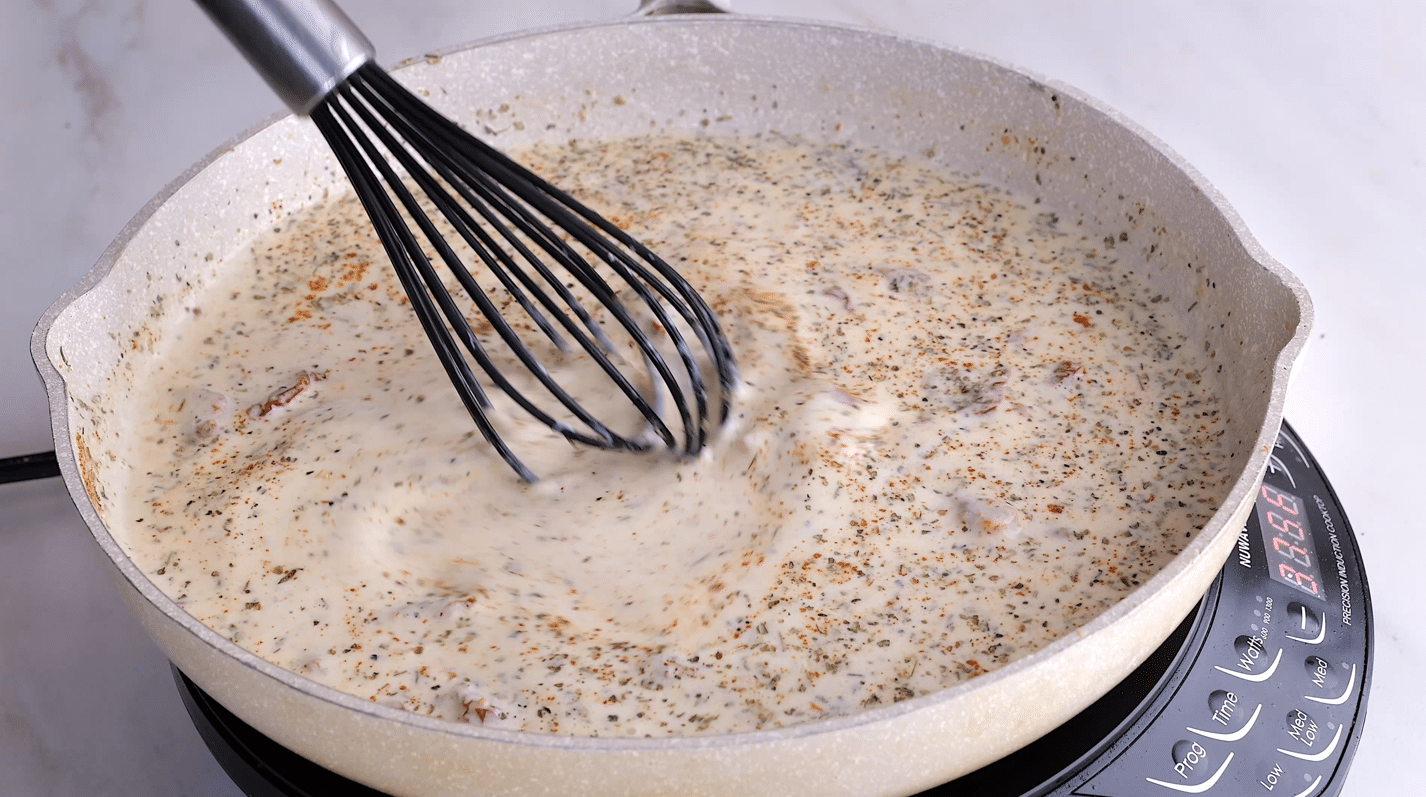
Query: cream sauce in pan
114,133,1232,736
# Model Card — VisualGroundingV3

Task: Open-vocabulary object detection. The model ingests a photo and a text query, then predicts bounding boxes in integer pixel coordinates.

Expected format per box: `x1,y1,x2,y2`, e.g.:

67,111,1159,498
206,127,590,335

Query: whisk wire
337,75,677,446
359,70,715,452
347,77,601,351
309,101,538,481
308,63,735,478
326,83,647,453
349,68,708,452
427,92,737,435
369,62,735,391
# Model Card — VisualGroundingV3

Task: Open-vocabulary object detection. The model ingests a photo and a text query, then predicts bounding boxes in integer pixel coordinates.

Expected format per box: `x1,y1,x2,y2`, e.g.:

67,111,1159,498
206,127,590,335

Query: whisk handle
195,0,374,115
635,0,728,15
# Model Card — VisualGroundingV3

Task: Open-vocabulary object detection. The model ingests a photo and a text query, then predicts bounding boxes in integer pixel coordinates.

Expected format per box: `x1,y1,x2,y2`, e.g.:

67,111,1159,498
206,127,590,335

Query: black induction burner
175,422,1373,796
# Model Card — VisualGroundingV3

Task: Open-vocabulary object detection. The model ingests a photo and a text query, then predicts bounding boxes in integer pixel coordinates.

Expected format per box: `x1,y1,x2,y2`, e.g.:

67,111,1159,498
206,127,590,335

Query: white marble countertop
2,1,1420,794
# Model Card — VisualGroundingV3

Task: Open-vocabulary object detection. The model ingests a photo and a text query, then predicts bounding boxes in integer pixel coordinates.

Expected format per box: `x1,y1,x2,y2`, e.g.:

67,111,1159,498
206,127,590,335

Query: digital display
1256,484,1325,601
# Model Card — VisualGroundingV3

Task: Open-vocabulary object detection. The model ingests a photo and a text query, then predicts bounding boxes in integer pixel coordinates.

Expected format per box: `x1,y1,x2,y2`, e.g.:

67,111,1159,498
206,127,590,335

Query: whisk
194,0,736,481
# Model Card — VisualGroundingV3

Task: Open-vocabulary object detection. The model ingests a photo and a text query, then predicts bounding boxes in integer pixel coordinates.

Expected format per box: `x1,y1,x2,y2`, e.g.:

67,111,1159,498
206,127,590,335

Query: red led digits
1255,484,1326,601
1268,510,1307,541
1262,483,1299,514
1277,563,1321,597
1271,536,1312,567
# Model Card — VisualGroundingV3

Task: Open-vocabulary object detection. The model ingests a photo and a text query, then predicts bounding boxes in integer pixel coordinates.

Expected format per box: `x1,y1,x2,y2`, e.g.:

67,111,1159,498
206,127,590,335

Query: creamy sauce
114,133,1232,736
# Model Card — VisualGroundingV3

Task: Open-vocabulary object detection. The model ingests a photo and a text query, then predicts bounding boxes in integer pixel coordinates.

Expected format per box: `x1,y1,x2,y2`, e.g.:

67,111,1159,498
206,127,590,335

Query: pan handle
635,0,729,16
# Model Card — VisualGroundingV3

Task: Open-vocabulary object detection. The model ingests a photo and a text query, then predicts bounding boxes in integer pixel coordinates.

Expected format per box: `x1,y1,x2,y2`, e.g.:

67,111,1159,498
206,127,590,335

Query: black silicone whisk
193,0,736,481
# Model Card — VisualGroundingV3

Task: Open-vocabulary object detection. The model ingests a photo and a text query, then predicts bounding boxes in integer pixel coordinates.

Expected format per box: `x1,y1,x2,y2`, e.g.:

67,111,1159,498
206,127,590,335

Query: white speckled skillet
32,6,1311,796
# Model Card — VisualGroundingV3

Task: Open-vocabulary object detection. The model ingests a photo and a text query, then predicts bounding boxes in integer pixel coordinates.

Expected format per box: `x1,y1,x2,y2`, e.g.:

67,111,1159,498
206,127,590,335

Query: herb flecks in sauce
115,134,1231,736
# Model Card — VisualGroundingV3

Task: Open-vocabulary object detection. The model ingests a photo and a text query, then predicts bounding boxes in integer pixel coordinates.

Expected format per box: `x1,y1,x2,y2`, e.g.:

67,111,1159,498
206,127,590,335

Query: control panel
1064,422,1373,797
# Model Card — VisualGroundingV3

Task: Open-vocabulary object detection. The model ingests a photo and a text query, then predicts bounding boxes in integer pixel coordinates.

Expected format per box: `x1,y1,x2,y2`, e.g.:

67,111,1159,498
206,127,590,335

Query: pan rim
32,11,1312,757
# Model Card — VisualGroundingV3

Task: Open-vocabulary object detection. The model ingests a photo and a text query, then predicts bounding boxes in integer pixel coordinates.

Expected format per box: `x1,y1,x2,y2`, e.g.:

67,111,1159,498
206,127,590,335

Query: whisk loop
303,65,735,481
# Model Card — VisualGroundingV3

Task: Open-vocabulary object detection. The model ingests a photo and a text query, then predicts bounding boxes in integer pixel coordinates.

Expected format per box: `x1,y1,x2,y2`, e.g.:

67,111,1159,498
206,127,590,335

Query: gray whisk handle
195,0,374,115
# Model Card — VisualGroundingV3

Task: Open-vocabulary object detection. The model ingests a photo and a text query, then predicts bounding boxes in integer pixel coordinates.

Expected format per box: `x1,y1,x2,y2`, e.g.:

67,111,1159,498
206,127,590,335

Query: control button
1284,601,1324,644
1282,708,1322,750
1189,696,1261,742
1232,634,1272,671
1214,643,1282,682
1302,655,1341,691
1255,759,1288,792
1206,690,1241,726
1305,662,1358,706
1253,762,1326,797
1145,741,1234,793
1277,708,1344,762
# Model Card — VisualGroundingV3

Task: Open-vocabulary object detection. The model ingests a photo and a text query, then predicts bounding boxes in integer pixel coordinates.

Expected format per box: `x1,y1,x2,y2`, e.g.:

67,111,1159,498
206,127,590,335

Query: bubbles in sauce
114,133,1232,736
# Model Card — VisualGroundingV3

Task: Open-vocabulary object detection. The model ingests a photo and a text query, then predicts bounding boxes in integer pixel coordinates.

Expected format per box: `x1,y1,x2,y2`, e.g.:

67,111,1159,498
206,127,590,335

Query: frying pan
30,7,1310,796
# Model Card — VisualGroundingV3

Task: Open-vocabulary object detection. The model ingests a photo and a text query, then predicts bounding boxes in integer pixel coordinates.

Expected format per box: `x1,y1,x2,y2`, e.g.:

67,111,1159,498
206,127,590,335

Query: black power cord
0,451,61,484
